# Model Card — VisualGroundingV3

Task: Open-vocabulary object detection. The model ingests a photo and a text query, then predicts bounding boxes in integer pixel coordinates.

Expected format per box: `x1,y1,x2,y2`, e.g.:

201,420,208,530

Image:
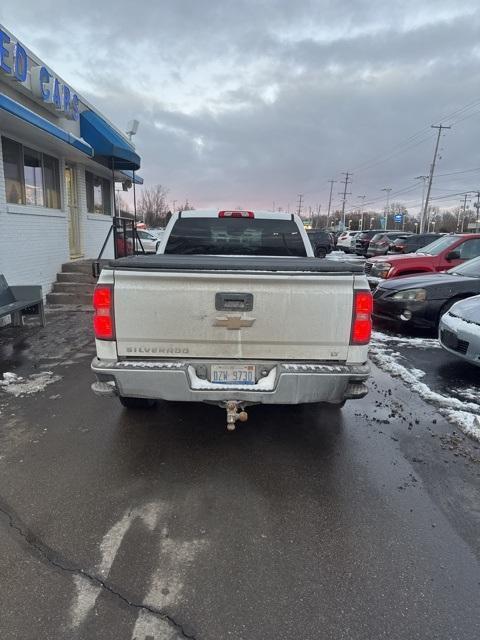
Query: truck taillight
351,290,373,345
218,210,254,218
93,285,115,340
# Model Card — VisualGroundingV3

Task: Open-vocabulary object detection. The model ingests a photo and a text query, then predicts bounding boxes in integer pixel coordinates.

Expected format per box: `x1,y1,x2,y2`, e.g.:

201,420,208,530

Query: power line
349,96,480,177
435,166,480,178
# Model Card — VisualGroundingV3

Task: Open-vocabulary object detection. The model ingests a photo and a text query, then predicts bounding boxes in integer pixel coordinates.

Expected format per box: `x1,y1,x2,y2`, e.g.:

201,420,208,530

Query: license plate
210,364,256,385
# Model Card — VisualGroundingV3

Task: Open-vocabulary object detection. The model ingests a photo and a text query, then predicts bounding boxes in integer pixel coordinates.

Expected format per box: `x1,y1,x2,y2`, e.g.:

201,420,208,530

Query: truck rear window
164,218,307,256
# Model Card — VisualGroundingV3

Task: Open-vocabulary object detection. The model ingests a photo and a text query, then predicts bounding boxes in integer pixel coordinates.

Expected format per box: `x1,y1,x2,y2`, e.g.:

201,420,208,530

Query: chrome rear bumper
91,358,370,405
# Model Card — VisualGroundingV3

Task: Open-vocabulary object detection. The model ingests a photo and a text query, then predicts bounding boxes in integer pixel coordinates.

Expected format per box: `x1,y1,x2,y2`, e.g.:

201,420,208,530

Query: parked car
135,229,159,253
91,210,371,429
372,255,480,329
355,229,385,255
389,233,443,254
337,231,359,253
148,228,166,241
306,230,333,257
366,232,413,257
365,233,480,286
439,295,480,367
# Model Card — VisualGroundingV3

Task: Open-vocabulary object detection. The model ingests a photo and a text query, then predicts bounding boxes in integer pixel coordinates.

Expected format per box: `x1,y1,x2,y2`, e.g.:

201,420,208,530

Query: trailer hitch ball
226,401,248,431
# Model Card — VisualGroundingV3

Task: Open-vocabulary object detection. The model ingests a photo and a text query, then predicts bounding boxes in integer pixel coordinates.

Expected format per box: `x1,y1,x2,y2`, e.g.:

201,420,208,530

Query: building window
1,136,61,209
43,153,61,209
85,171,112,215
24,147,44,206
2,137,23,204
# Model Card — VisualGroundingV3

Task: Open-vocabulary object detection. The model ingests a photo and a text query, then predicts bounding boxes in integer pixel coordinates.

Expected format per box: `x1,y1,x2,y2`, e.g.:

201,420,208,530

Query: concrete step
51,282,95,295
61,259,108,275
57,272,97,284
46,292,93,307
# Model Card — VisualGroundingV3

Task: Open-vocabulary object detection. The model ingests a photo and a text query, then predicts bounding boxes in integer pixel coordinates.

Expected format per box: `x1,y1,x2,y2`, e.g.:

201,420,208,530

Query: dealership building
0,24,142,296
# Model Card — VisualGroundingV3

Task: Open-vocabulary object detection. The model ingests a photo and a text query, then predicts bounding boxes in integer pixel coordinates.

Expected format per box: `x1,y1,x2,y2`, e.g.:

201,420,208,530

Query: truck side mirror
445,250,460,261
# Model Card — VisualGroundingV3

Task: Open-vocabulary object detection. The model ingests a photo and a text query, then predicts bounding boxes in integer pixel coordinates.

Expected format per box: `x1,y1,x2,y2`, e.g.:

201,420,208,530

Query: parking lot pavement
370,326,480,441
1,310,480,640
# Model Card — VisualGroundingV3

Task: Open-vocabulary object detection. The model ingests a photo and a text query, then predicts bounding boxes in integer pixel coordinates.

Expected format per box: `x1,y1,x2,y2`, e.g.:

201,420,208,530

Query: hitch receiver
226,400,248,431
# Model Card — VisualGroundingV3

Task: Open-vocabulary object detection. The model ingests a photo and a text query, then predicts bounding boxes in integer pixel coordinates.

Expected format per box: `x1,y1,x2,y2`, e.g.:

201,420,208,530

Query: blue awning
0,93,93,156
80,110,141,171
119,170,143,185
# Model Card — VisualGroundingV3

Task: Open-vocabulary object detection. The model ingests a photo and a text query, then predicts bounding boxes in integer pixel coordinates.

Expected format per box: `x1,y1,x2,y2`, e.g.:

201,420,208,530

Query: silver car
439,295,480,367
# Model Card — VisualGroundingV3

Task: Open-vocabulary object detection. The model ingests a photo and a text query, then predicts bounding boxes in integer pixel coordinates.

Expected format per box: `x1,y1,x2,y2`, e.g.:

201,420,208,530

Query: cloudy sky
5,0,480,214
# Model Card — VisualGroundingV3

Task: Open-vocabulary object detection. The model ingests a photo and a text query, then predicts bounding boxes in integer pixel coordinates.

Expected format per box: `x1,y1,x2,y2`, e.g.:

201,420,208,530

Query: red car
365,234,480,286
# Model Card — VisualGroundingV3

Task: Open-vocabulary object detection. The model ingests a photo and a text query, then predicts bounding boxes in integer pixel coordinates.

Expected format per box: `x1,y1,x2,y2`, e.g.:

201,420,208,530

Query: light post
126,119,140,227
381,187,392,230
357,194,366,231
415,175,429,233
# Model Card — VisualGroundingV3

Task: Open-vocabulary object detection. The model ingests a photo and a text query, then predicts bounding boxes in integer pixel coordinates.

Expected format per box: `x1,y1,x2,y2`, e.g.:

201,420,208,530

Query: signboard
394,214,403,223
0,26,79,120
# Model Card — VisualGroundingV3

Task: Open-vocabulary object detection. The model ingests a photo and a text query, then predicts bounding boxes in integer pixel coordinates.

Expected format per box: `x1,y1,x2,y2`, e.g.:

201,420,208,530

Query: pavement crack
0,501,199,640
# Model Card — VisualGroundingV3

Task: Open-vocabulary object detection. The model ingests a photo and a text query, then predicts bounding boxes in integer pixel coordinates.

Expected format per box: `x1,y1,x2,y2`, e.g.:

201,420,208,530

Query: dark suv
388,233,443,254
366,232,413,257
355,230,384,256
306,230,333,258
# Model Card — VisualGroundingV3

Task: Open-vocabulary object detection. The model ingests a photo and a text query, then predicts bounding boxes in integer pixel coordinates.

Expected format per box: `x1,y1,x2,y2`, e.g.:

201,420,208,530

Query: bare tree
138,184,169,227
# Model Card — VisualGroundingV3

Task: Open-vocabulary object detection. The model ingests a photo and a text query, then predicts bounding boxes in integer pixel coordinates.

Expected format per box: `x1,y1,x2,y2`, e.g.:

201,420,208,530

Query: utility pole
357,194,366,230
422,124,451,233
381,187,392,230
459,194,471,232
327,179,336,220
172,199,177,214
296,194,304,217
415,175,429,234
339,172,352,230
474,192,480,233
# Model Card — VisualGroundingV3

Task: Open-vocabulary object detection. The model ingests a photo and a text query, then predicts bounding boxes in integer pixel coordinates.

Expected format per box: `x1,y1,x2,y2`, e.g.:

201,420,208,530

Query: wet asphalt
0,310,479,640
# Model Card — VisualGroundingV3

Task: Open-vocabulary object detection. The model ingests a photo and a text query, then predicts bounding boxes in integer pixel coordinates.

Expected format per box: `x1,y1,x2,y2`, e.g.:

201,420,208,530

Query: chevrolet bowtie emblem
214,316,256,330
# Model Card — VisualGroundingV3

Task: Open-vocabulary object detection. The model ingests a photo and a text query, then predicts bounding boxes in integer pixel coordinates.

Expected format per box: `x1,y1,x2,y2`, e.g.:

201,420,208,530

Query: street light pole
381,187,392,230
415,175,429,234
357,194,366,230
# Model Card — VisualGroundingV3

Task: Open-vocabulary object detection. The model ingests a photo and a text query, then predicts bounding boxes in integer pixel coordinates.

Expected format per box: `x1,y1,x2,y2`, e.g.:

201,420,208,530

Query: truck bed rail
108,254,364,274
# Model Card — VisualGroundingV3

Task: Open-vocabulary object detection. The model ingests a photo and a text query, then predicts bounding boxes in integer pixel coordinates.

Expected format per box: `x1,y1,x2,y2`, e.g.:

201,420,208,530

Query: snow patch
370,343,480,442
0,371,61,397
443,410,480,441
372,330,440,349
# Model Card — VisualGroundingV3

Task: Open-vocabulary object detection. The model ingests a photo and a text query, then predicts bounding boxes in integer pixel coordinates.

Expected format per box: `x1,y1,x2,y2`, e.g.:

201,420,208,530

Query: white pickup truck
91,210,371,430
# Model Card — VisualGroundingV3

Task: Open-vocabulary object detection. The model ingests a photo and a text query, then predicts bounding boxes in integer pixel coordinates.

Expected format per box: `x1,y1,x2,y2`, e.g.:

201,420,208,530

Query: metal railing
92,217,145,277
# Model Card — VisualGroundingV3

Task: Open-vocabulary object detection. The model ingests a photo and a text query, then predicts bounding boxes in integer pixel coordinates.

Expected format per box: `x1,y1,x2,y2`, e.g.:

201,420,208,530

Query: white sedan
439,295,480,367
135,229,159,253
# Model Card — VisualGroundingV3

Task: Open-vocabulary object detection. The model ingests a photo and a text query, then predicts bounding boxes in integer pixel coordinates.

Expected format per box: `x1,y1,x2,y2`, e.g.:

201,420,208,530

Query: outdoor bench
0,274,45,327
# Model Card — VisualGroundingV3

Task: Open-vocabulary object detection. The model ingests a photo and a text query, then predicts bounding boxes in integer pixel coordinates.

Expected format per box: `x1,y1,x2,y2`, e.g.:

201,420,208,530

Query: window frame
85,170,113,216
1,135,62,210
457,238,480,260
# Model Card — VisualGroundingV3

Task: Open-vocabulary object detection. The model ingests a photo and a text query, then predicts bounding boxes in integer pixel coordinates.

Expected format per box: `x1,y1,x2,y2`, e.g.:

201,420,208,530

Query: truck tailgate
113,269,355,360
